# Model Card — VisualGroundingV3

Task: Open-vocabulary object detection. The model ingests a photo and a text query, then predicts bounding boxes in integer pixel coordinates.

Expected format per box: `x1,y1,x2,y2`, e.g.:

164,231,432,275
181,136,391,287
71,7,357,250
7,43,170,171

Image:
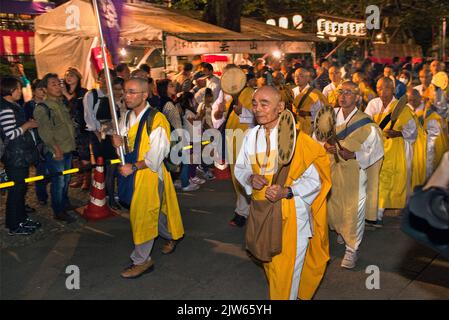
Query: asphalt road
1,178,448,300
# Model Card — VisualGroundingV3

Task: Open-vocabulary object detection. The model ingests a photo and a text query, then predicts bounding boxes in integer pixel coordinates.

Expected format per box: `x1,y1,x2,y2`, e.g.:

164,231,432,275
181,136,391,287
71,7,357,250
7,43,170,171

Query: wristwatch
131,164,138,173
286,187,294,199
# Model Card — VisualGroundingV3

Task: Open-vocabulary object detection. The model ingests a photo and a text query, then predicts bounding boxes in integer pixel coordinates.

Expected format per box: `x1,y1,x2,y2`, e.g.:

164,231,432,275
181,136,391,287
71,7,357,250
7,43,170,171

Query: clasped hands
249,174,289,203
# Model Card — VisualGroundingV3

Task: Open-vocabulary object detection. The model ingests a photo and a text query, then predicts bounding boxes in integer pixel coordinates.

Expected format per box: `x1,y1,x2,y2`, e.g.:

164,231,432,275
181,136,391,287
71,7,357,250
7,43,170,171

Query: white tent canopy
35,0,325,88
34,0,161,88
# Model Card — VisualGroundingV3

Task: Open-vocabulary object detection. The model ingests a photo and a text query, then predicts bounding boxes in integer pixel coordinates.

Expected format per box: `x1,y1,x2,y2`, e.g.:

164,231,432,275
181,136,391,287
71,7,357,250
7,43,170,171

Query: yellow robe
359,82,376,111
377,103,417,209
410,109,427,189
326,88,339,108
127,112,184,245
422,109,449,171
293,89,327,136
327,111,382,249
256,132,331,300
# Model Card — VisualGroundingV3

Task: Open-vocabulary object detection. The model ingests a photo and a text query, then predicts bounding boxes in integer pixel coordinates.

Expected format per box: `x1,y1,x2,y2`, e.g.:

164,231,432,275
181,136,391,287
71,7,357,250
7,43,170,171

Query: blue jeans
35,160,48,202
45,152,72,214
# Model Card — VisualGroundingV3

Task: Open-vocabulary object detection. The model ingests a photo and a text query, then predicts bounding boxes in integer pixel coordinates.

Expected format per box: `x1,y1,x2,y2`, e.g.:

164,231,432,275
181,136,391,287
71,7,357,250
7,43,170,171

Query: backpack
125,108,180,173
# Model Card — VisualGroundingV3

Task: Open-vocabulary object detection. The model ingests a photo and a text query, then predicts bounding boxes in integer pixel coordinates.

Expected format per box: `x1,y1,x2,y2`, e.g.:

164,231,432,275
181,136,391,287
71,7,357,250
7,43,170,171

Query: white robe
234,125,321,299
119,104,170,180
211,90,255,129
333,107,384,251
425,119,441,179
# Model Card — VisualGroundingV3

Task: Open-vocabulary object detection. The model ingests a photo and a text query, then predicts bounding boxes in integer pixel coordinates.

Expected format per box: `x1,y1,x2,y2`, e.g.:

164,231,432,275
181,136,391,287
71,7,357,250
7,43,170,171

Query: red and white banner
0,30,34,55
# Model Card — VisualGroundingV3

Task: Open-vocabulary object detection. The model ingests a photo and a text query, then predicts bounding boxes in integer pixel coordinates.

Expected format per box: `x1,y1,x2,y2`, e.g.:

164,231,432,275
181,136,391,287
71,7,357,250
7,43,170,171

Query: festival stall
35,0,327,88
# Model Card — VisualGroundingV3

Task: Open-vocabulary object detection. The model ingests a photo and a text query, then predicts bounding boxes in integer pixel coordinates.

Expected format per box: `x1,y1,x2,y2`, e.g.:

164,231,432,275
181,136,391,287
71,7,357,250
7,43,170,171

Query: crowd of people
1,53,448,299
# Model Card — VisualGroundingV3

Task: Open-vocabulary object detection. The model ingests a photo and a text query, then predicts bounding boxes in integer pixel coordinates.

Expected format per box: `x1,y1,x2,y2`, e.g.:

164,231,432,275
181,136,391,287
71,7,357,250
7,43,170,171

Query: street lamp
272,50,282,59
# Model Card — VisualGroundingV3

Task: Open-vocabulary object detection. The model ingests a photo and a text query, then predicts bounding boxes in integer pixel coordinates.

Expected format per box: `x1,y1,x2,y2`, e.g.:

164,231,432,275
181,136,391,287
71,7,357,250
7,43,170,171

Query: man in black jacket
0,77,41,235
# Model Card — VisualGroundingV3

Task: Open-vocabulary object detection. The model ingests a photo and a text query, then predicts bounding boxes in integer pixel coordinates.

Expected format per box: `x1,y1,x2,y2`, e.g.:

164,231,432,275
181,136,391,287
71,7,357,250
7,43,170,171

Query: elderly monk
234,85,331,300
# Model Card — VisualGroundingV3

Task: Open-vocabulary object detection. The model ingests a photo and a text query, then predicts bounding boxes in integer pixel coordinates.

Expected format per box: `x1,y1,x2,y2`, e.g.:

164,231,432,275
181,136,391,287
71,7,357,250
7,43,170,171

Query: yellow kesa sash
293,88,326,136
128,112,184,245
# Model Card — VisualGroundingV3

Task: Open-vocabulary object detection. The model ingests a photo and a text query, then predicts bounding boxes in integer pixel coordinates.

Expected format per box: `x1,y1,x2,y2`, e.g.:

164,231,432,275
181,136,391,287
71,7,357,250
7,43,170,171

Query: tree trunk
203,0,242,32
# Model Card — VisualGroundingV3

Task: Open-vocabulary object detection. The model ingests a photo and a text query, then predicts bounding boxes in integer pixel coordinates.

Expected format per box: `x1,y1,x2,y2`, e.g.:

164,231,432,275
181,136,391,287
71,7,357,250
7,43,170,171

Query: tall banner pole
162,31,167,79
92,0,125,164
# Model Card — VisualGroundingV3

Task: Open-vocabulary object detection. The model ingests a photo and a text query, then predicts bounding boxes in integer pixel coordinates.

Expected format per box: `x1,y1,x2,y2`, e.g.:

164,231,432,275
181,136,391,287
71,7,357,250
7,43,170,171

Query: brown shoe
120,260,154,279
161,240,177,255
69,173,83,188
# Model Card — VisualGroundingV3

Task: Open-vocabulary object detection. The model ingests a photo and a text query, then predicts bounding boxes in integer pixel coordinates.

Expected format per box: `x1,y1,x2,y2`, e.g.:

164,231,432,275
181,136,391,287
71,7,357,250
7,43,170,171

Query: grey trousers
130,177,173,265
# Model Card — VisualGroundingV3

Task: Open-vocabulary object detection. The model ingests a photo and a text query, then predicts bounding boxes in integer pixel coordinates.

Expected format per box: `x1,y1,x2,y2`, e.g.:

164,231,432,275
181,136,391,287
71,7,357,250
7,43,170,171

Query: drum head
221,67,246,95
314,105,336,142
277,109,296,166
432,72,449,90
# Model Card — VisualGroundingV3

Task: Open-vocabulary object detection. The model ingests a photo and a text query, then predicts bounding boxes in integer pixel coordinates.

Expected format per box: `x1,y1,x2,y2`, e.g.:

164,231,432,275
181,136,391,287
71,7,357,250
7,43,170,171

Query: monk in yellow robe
235,86,331,300
365,77,421,225
406,88,427,189
322,65,342,108
421,83,449,178
322,81,384,269
292,68,327,136
225,78,256,226
113,77,184,279
352,71,377,111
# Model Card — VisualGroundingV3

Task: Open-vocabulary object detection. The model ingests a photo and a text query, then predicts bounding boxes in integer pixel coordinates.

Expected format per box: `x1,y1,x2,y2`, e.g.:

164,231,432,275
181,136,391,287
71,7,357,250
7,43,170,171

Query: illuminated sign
316,18,367,38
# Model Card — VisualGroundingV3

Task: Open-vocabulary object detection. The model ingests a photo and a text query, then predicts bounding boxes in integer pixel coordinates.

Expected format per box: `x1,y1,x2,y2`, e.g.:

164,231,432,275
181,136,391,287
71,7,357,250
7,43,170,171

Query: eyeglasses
337,89,357,96
123,90,144,95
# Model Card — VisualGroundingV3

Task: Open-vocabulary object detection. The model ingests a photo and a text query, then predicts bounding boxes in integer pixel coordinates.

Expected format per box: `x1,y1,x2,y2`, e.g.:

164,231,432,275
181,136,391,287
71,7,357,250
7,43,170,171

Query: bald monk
234,85,331,300
322,65,342,107
365,77,419,226
292,68,327,135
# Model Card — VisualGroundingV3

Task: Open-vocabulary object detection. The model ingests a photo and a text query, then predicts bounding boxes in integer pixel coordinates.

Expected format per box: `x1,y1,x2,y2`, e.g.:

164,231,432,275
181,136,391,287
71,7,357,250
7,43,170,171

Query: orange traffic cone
83,157,114,220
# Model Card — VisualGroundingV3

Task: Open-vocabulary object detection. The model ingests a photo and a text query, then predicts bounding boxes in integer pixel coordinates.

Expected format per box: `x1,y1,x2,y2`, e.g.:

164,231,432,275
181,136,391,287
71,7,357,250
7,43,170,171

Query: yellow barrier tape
63,168,79,175
25,175,45,183
182,140,211,150
0,181,15,189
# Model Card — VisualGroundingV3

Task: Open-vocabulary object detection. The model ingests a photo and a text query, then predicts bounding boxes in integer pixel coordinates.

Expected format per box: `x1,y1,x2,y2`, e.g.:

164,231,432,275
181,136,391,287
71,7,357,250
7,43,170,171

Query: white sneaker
203,171,216,181
341,249,358,269
196,165,205,173
190,176,206,185
182,182,200,192
337,234,345,245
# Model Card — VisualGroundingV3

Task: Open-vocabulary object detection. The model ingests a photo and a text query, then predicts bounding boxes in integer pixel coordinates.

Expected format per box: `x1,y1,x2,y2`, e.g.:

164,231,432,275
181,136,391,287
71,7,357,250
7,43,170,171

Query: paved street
1,177,448,300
